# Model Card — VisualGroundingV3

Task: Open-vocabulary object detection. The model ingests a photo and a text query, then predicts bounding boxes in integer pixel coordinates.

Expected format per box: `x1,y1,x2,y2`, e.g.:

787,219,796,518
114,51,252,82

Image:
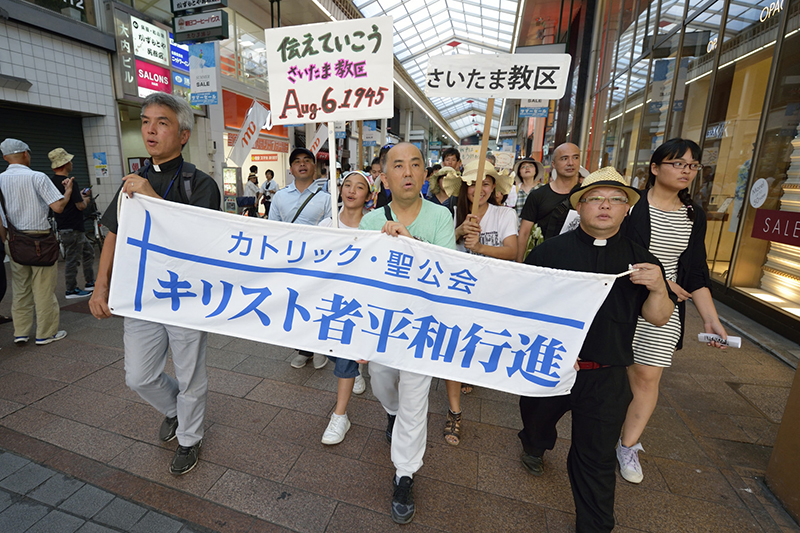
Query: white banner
426,53,572,99
265,17,394,125
228,102,272,167
308,124,328,157
109,195,618,397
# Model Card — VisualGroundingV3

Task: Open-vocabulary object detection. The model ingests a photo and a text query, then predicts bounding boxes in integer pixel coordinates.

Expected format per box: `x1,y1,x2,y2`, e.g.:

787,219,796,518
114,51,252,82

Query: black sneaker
385,413,396,444
169,442,201,475
521,453,544,476
158,416,178,442
391,476,415,524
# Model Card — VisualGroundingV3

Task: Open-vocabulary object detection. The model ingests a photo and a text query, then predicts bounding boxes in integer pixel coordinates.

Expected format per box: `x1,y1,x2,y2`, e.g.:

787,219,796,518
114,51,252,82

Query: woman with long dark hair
617,138,727,483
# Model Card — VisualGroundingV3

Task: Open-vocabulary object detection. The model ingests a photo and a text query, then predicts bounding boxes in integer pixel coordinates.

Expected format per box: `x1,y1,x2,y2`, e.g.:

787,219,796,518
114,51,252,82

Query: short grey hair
140,93,193,134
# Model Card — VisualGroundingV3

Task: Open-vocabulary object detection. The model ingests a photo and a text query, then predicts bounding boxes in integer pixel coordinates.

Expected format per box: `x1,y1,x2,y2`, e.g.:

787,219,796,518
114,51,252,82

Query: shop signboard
752,209,800,247
172,0,227,11
519,99,549,118
170,35,190,72
426,54,572,99
136,59,171,98
252,154,279,162
173,11,229,43
265,17,395,124
113,9,138,97
334,121,347,139
131,16,170,67
189,42,219,105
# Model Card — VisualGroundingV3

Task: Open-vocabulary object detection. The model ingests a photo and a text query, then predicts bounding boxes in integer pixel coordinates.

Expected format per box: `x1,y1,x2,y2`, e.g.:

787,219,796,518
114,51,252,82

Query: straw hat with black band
569,167,641,209
442,159,514,198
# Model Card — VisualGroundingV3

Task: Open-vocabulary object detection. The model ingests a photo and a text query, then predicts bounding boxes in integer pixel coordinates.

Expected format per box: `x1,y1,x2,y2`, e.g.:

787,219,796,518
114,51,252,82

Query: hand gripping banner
109,195,619,397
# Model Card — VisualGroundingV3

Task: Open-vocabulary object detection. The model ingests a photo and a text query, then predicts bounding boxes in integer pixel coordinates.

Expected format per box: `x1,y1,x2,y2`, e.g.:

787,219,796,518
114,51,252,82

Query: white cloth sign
426,53,572,99
109,195,619,397
228,102,272,167
308,124,328,157
265,17,394,125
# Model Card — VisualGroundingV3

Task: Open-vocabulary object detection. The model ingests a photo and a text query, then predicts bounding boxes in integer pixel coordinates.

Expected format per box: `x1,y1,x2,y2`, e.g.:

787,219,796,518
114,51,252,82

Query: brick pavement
0,259,798,532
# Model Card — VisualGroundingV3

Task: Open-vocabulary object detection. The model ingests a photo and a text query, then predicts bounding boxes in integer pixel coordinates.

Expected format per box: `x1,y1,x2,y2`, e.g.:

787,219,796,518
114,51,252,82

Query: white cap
0,138,30,156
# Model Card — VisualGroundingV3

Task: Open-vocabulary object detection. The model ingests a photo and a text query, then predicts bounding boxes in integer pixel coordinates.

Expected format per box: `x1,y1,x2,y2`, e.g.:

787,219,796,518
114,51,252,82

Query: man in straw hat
0,138,74,345
359,142,456,525
520,167,676,532
48,148,95,300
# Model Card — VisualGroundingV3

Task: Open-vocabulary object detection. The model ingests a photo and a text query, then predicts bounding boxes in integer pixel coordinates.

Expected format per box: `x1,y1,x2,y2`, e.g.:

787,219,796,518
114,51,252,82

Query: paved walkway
0,260,798,532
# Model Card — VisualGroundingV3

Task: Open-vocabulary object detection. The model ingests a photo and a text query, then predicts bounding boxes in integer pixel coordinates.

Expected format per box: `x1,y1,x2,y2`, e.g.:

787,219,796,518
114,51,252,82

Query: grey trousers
369,362,432,479
123,317,208,446
60,230,94,292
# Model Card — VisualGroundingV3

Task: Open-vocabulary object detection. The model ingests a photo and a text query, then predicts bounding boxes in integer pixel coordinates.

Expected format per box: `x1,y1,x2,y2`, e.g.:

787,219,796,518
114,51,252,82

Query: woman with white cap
438,160,518,445
617,138,727,484
317,170,379,446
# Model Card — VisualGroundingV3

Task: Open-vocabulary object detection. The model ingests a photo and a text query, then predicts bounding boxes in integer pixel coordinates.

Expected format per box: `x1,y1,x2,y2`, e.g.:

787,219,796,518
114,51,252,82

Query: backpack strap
180,162,196,201
383,203,394,221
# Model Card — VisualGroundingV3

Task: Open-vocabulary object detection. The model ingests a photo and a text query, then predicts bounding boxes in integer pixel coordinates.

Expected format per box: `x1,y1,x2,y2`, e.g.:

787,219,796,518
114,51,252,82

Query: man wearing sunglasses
521,167,676,532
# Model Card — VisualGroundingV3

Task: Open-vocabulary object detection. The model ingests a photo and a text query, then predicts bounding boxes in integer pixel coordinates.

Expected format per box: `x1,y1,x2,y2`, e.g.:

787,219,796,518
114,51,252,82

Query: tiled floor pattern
0,261,798,532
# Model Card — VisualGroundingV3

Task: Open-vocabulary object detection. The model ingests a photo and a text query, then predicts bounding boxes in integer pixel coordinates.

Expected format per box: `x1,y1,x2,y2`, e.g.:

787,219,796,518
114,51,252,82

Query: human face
467,177,495,207
443,154,459,169
552,143,581,180
382,143,425,203
141,104,189,164
575,186,630,238
290,154,315,183
370,162,382,180
651,149,699,192
341,174,370,209
518,162,538,180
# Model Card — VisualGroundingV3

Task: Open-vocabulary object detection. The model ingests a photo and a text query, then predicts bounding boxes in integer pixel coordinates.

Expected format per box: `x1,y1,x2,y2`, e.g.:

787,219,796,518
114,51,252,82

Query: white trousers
123,317,208,446
369,362,432,479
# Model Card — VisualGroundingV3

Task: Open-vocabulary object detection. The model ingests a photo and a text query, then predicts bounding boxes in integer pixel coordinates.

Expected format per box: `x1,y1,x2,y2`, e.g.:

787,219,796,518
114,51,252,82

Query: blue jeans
326,356,360,378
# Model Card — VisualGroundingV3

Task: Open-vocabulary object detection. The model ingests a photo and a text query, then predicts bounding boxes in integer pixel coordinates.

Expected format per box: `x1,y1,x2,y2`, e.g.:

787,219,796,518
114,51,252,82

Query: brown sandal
461,383,473,395
444,409,462,446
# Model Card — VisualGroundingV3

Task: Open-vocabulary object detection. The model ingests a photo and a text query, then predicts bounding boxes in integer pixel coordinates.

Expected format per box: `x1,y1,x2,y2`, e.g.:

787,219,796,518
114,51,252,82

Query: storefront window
618,65,644,179
623,57,650,179
730,0,800,313
129,0,171,25
605,74,628,172
655,0,686,40
701,0,779,282
218,9,269,93
615,0,638,79
632,0,657,59
23,0,96,25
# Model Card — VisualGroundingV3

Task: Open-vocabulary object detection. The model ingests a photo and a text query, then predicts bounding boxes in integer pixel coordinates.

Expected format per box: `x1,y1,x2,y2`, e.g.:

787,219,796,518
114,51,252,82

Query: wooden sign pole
357,120,364,171
472,97,495,215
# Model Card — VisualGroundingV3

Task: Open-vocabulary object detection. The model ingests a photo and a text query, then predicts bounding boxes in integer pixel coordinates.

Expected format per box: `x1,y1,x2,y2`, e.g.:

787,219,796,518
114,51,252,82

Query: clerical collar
575,226,621,247
150,155,183,174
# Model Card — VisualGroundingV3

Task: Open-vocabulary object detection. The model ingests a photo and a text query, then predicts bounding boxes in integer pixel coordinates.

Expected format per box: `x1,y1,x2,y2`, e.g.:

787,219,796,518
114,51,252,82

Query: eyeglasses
663,161,703,171
579,195,629,205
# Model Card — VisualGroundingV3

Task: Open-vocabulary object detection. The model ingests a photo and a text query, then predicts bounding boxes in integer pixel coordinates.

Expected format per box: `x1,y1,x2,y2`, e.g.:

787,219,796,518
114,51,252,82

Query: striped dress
631,204,693,367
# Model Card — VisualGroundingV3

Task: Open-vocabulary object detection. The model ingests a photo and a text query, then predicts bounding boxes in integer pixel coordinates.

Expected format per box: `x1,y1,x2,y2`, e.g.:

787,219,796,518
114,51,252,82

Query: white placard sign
109,195,619,397
131,16,169,67
265,17,394,125
308,124,329,157
426,53,572,99
228,102,272,167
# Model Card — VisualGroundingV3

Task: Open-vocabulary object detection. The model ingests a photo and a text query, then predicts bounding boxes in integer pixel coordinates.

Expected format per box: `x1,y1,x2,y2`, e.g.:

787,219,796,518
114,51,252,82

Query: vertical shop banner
131,16,170,66
265,17,394,125
426,53,572,99
308,124,329,157
189,42,219,105
228,102,272,167
170,35,190,72
110,195,621,397
334,121,347,139
113,9,137,97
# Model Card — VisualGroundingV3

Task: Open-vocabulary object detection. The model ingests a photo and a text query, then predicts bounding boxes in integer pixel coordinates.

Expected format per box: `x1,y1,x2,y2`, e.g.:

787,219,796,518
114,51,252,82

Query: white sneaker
616,439,644,484
321,413,350,445
35,330,67,345
290,352,311,368
313,353,328,369
352,374,366,395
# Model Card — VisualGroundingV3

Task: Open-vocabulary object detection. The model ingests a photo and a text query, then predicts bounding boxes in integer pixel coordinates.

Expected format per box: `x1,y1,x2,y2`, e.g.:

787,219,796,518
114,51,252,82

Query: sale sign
136,59,171,98
265,17,394,125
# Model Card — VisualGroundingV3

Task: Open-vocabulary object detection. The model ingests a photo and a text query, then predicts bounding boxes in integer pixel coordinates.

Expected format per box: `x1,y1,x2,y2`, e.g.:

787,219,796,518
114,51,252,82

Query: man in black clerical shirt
521,167,675,533
89,92,220,476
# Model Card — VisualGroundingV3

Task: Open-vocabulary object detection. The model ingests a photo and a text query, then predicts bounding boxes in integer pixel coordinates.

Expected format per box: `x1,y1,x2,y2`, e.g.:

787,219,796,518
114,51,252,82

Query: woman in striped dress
617,138,728,483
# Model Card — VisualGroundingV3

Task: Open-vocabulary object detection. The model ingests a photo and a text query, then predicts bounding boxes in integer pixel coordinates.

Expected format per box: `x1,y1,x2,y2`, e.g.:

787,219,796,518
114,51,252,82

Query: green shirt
359,200,456,250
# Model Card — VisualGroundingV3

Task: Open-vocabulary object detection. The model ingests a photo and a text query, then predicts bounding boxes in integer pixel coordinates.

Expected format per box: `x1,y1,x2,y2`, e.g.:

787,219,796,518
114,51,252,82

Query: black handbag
0,189,59,267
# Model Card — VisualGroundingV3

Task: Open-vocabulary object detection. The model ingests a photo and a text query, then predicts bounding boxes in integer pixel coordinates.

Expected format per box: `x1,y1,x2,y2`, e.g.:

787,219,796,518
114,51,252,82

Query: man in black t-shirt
47,148,94,299
521,168,675,533
516,143,582,262
89,93,221,477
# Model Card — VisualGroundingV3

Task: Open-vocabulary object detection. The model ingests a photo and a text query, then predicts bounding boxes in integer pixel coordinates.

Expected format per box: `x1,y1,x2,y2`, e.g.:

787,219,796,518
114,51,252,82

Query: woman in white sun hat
508,157,546,219
437,159,518,445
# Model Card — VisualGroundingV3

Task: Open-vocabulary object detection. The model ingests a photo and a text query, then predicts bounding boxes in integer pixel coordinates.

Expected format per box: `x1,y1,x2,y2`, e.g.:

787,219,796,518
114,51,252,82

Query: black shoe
391,476,415,524
169,442,201,475
521,453,544,476
386,414,396,444
158,416,178,442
